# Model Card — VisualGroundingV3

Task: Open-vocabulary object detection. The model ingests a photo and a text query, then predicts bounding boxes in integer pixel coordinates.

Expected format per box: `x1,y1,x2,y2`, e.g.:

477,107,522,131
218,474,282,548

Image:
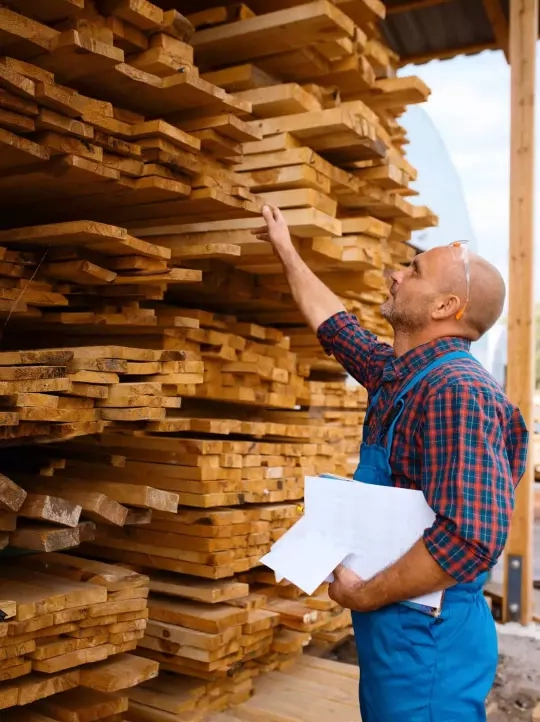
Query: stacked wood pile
0,0,437,718
0,553,158,710
240,569,353,662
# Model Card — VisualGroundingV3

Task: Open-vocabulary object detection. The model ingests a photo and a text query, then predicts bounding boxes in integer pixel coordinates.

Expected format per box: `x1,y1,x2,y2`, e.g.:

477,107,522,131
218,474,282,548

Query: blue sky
399,47,540,300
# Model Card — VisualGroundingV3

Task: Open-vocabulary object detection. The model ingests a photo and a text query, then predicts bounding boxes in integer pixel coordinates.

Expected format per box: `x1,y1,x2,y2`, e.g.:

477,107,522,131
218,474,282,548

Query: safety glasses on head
448,240,470,320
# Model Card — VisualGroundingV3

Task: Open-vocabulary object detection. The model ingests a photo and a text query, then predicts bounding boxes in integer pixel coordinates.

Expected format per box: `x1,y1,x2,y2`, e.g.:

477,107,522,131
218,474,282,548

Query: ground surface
329,632,540,721
487,632,540,721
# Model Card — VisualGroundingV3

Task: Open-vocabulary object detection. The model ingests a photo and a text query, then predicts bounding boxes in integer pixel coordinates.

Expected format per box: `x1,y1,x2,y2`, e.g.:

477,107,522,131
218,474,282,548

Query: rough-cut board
246,108,387,162
234,84,323,118
132,208,342,238
78,653,159,692
0,222,172,259
191,2,355,70
0,128,50,171
0,6,60,56
148,575,249,604
202,63,280,92
0,474,27,513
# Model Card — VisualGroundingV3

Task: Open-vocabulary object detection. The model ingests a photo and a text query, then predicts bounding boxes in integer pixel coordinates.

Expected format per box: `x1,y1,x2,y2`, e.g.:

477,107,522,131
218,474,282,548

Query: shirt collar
382,336,471,383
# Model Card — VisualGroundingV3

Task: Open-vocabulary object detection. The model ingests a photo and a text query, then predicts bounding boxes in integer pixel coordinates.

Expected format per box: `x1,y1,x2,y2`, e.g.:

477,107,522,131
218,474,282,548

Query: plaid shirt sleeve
421,383,523,583
316,311,394,393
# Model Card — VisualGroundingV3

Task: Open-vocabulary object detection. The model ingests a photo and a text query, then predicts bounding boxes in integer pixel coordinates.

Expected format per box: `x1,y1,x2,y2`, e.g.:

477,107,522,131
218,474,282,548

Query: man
254,206,528,722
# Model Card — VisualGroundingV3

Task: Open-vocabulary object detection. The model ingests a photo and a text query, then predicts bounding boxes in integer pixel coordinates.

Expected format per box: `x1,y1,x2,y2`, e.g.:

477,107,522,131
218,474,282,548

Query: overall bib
352,351,498,722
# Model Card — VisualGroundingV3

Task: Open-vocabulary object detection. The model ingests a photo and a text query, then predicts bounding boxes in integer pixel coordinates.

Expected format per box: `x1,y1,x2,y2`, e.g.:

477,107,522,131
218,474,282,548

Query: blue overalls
352,351,498,722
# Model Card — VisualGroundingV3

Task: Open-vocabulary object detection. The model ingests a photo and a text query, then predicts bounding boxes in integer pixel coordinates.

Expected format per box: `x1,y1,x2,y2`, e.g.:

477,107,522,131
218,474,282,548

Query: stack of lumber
1,309,366,440
0,7,261,230
0,0,433,352
124,0,434,345
0,444,179,552
0,468,98,552
0,343,199,443
0,553,158,710
0,0,439,718
240,570,352,664
129,668,254,722
0,220,202,339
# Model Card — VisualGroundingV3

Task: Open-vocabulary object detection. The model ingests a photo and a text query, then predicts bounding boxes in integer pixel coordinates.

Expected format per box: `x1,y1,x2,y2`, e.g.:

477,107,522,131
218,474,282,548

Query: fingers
262,205,283,225
261,205,274,225
255,205,289,247
270,205,282,223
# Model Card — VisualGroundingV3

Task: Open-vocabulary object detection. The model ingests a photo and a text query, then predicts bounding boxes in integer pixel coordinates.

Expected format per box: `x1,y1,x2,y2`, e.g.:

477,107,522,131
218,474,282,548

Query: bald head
458,253,505,339
434,247,506,340
381,244,505,345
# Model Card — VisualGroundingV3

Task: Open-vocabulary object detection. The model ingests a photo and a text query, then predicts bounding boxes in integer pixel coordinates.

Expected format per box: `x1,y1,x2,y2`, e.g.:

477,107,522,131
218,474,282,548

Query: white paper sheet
260,475,442,609
260,516,349,596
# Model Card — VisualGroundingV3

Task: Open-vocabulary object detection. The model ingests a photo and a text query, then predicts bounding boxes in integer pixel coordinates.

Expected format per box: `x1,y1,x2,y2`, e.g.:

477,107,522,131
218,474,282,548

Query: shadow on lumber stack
0,553,157,714
0,0,438,720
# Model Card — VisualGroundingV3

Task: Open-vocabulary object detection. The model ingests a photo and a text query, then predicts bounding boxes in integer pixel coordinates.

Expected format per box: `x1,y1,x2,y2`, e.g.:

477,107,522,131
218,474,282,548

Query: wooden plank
234,84,322,118
17,478,128,526
148,575,249,603
134,208,341,238
0,475,26,513
0,222,171,259
202,63,280,92
17,494,82,527
191,1,354,69
0,128,49,171
78,653,158,692
10,523,86,552
0,6,59,56
27,476,179,512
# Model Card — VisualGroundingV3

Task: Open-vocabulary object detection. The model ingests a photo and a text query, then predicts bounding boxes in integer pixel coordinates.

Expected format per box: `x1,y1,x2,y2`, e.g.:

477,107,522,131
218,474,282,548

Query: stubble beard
380,296,429,334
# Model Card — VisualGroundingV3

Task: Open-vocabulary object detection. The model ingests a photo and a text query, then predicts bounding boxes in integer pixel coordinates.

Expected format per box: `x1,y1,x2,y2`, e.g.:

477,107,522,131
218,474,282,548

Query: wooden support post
503,0,538,625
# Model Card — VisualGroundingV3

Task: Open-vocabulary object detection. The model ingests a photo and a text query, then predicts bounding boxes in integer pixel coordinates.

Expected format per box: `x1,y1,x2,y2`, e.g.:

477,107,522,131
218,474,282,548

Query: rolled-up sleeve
421,384,517,583
316,311,393,392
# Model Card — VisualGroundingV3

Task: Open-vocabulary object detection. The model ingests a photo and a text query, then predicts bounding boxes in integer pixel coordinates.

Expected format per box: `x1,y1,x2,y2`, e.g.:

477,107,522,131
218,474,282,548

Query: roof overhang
379,0,526,66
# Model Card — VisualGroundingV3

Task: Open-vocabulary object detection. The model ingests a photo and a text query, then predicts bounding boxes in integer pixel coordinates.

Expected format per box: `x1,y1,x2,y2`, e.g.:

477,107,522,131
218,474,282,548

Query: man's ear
431,294,461,321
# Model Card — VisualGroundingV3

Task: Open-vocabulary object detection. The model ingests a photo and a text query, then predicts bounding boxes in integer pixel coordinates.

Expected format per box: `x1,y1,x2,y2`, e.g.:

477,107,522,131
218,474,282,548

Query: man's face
380,250,444,332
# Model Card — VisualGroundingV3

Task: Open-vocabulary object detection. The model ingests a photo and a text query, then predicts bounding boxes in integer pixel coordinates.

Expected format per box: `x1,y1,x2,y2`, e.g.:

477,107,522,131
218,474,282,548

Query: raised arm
254,205,345,332
255,206,394,392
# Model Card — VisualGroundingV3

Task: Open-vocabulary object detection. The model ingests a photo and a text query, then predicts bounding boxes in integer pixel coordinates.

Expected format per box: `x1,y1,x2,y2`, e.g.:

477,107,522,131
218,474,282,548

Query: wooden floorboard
207,657,360,722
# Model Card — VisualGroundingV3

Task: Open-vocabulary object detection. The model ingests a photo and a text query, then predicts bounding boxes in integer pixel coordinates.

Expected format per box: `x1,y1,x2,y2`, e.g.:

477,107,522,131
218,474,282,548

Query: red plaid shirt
317,311,529,583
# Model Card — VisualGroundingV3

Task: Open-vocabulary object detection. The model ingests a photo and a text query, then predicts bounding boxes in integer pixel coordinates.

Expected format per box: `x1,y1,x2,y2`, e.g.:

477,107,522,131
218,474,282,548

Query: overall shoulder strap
395,350,474,402
384,349,475,451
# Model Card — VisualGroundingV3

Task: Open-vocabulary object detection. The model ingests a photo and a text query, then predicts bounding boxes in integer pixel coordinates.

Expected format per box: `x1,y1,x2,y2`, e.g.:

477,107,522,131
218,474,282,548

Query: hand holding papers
260,474,442,609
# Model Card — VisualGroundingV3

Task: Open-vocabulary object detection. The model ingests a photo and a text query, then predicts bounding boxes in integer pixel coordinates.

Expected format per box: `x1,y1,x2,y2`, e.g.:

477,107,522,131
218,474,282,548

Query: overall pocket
397,603,438,666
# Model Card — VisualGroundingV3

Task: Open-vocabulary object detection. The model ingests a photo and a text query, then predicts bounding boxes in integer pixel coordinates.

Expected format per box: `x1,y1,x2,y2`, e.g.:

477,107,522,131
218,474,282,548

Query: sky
399,47,540,302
